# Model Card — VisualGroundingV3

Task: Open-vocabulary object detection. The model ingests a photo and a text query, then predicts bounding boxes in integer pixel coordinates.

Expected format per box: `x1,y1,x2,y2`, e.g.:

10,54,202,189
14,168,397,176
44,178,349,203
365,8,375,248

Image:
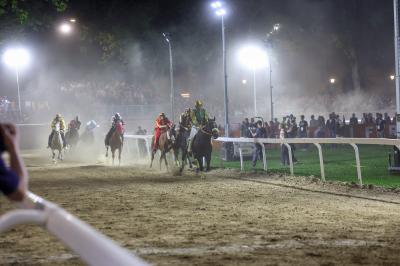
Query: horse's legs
112,149,115,166
150,150,156,168
164,151,169,171
52,150,55,160
105,146,109,157
196,155,203,172
206,152,212,171
118,148,122,166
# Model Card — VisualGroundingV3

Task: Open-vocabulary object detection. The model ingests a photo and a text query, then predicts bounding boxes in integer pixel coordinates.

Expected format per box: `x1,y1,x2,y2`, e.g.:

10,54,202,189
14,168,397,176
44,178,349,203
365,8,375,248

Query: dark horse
105,121,124,166
191,118,219,172
171,124,193,173
65,127,79,149
150,125,175,170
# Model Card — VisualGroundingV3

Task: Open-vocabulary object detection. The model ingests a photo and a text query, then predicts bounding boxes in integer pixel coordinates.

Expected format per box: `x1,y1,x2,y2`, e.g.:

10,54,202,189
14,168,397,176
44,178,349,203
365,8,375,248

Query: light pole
265,23,280,121
394,0,400,138
211,1,229,136
162,33,174,120
238,45,268,116
2,48,31,119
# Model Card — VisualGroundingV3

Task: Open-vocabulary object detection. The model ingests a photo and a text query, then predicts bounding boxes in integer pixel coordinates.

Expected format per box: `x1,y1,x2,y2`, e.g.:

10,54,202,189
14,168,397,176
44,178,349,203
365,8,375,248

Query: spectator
326,113,337,138
309,115,318,128
240,118,250,137
376,113,385,138
298,115,308,138
250,120,265,169
286,117,298,163
0,123,27,201
384,112,391,125
349,113,358,126
279,122,289,165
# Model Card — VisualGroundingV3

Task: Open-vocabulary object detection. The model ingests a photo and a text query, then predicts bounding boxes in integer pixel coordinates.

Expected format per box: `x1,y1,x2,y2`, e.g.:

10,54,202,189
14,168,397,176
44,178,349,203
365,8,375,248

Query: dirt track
1,153,400,265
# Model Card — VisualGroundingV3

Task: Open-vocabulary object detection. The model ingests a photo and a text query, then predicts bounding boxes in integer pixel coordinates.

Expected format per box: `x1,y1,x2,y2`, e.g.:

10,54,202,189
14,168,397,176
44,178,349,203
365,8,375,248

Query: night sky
0,0,396,117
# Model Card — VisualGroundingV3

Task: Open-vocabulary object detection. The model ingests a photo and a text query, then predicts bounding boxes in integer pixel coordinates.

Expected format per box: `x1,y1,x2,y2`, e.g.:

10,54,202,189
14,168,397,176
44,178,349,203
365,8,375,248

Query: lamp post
265,23,280,121
211,1,229,137
162,33,174,120
394,0,400,137
2,48,31,119
238,45,268,116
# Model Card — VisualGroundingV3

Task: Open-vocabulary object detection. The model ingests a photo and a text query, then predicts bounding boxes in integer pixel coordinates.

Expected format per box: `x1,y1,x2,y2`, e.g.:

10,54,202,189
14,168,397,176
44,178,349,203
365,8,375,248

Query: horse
150,125,175,171
172,124,192,173
105,121,124,166
65,127,79,149
50,127,63,162
191,118,219,172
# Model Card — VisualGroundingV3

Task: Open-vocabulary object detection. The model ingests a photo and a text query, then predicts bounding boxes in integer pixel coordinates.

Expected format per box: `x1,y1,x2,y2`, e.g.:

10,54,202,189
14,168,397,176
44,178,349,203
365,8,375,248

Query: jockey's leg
105,127,114,146
61,132,67,148
48,131,54,148
188,126,198,153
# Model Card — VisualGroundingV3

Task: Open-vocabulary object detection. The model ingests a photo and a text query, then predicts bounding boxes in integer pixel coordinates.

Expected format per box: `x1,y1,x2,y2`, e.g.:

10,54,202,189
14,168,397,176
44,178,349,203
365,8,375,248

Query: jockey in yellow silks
48,114,67,148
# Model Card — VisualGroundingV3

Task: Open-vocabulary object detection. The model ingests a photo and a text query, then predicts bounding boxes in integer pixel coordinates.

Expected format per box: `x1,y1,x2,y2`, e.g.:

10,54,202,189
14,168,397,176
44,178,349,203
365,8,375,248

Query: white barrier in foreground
0,191,149,266
215,137,400,186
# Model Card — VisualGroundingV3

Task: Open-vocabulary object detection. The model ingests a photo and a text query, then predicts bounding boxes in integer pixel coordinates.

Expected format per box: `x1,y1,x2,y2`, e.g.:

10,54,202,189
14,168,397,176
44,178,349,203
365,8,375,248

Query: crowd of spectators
240,112,397,140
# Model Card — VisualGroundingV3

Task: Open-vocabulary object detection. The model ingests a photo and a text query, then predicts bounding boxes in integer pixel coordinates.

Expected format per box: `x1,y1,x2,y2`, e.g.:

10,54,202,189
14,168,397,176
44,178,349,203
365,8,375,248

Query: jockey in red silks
153,112,172,151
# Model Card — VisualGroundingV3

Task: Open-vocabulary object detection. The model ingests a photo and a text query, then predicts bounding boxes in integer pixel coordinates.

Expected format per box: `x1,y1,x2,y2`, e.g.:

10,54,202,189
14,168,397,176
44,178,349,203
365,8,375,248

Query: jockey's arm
51,119,56,130
60,120,66,131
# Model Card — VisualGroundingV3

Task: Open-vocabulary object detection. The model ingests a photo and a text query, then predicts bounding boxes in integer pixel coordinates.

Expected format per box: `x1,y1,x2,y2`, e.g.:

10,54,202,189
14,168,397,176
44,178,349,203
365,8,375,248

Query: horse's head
168,124,177,144
115,121,124,134
204,117,219,139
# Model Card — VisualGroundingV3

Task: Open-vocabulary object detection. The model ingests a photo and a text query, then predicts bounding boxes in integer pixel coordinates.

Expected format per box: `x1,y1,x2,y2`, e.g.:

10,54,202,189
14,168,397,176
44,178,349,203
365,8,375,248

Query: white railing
0,191,149,266
215,137,400,186
125,134,400,186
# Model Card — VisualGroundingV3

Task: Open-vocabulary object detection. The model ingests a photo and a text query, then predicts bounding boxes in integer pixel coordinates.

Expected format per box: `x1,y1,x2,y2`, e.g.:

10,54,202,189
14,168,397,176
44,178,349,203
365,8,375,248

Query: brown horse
150,126,175,170
105,122,124,166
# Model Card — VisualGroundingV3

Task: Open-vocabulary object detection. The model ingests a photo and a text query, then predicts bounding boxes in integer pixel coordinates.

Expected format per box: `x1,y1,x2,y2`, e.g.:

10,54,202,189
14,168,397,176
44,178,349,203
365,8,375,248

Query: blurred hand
0,123,19,151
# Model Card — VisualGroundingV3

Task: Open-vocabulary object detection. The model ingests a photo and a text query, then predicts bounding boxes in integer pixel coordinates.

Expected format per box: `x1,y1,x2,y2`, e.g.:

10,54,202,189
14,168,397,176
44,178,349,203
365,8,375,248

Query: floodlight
59,23,72,34
211,1,222,9
238,45,268,70
242,79,247,85
330,78,336,84
3,48,31,69
390,75,395,80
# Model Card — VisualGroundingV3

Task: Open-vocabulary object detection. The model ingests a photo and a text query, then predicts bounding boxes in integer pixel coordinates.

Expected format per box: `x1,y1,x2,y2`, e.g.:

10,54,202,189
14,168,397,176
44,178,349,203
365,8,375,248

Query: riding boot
61,132,67,148
47,131,54,148
187,139,193,156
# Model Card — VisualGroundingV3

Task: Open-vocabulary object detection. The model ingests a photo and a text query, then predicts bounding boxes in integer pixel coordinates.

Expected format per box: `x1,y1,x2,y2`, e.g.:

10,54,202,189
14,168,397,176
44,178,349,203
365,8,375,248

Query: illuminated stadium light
215,9,226,16
273,23,280,31
180,92,191,98
330,78,336,84
211,1,222,9
3,48,31,69
390,75,395,80
59,23,72,34
69,18,77,23
2,47,31,117
238,45,268,70
242,79,247,84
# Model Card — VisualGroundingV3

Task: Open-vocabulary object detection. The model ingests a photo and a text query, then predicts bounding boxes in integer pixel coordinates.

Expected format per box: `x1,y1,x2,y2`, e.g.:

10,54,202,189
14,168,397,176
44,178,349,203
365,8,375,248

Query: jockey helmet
75,115,79,121
159,112,166,118
114,113,121,119
195,100,203,108
55,114,61,119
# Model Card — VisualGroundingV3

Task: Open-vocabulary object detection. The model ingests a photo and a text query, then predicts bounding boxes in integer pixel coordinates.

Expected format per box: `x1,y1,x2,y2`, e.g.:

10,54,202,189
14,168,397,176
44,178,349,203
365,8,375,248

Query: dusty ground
1,151,400,265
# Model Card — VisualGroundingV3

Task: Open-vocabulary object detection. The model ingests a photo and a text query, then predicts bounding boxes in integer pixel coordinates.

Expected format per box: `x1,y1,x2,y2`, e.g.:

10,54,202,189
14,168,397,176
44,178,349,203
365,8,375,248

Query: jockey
68,116,81,131
48,114,66,148
179,108,192,131
188,100,209,154
153,112,172,151
105,113,125,146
